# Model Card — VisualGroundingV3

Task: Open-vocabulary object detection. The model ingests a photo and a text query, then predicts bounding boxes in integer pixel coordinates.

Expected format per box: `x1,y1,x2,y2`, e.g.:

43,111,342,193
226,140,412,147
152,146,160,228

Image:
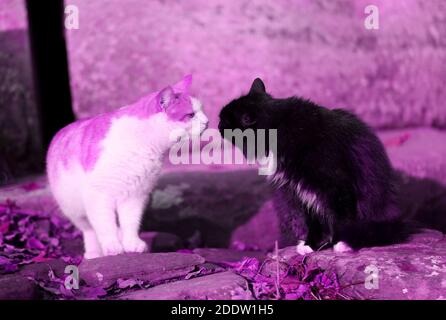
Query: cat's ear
249,78,266,95
157,86,175,110
173,74,193,93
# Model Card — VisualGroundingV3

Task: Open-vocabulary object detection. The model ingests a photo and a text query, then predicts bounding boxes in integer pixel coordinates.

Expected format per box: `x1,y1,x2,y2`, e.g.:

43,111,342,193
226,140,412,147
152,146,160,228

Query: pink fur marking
47,75,195,175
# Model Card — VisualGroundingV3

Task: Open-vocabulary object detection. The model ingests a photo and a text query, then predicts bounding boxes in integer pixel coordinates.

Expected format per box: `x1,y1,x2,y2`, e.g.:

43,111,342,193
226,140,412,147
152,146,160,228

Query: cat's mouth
188,119,208,137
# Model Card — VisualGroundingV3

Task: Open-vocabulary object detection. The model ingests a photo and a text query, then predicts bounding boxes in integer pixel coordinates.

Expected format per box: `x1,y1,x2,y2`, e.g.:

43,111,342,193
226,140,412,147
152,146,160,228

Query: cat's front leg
329,220,353,253
321,217,353,253
117,197,148,253
295,216,319,255
296,213,332,255
84,193,124,256
296,240,314,255
295,215,351,254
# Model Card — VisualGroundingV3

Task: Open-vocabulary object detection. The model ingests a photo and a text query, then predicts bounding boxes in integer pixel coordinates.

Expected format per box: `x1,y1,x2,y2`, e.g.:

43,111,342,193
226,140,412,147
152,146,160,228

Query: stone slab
193,248,265,265
275,229,446,300
117,271,252,300
79,252,205,288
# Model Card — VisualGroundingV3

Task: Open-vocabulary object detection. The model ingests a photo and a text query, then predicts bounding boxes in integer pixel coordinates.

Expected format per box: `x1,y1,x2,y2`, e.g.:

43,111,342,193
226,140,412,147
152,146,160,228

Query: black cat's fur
219,78,416,251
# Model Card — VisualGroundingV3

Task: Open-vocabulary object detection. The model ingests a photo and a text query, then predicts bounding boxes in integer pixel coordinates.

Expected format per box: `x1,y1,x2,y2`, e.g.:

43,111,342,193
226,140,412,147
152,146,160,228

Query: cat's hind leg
53,189,103,259
84,192,124,256
117,197,148,253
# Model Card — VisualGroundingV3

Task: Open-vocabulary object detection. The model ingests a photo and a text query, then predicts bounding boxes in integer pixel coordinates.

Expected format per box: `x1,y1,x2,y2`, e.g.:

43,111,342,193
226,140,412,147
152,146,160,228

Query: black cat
219,78,415,253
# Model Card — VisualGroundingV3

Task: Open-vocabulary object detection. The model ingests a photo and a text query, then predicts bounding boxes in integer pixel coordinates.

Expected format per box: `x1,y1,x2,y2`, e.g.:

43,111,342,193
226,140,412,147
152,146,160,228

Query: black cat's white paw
333,241,353,253
296,240,314,255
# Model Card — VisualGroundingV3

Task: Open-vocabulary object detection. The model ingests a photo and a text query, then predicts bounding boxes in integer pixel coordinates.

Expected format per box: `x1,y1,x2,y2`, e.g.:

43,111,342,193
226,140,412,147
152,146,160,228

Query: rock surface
193,248,265,264
79,252,205,287
117,271,252,300
0,273,41,300
0,258,73,300
140,232,184,253
275,229,446,300
0,229,445,300
142,169,273,248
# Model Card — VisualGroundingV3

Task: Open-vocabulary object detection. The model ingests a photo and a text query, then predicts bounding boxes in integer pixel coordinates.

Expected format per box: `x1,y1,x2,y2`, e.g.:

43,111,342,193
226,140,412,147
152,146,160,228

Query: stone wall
66,0,446,128
1,0,446,184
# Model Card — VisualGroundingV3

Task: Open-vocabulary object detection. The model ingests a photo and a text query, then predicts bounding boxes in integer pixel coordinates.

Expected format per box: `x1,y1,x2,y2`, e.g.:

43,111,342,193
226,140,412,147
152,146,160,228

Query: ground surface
1,128,446,299
1,229,444,300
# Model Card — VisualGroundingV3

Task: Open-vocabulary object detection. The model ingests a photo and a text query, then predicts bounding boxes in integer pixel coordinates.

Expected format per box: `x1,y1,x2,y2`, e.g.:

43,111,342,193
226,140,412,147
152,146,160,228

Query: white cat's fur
48,97,207,259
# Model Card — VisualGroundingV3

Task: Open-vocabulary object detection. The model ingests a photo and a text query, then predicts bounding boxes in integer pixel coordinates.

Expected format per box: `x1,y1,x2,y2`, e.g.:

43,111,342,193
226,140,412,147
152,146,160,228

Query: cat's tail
410,191,446,234
337,219,421,250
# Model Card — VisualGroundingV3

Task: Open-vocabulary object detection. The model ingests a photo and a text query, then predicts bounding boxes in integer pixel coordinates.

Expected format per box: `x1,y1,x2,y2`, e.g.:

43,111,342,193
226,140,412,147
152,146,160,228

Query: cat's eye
241,114,255,126
183,113,195,120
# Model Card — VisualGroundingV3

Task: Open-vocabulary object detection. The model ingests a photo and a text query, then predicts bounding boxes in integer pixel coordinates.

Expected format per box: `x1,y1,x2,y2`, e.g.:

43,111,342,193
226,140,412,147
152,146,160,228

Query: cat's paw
333,241,353,253
84,251,103,260
123,237,148,253
101,240,124,256
296,240,314,255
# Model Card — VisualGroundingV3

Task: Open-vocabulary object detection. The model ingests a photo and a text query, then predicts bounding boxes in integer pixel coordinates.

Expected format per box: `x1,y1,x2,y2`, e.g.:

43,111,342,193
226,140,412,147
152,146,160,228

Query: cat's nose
218,120,226,131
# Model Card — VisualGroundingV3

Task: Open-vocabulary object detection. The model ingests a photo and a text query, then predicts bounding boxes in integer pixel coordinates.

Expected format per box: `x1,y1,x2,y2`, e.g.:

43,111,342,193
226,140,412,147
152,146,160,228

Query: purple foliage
31,267,156,300
0,199,81,275
229,256,347,300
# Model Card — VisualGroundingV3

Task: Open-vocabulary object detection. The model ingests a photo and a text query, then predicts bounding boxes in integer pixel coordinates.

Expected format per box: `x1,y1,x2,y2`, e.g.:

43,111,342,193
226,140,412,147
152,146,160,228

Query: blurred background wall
0,0,42,184
0,0,445,249
1,0,446,184
65,0,446,129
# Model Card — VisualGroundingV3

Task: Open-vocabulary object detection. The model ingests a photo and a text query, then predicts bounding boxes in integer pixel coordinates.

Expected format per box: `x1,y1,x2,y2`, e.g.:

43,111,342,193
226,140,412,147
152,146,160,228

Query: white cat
46,75,208,259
